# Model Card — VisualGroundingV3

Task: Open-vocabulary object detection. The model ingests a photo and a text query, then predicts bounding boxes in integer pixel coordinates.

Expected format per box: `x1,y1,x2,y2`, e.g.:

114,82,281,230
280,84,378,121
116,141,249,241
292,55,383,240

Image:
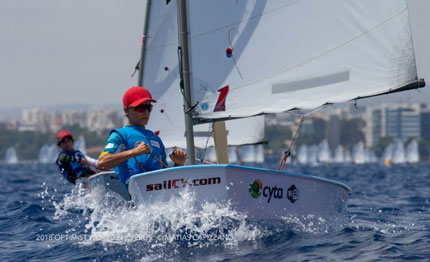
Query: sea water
0,162,429,261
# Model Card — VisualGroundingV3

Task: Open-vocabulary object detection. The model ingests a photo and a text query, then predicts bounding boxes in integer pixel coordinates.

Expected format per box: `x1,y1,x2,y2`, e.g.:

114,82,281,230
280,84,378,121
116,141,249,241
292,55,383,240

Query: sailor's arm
82,155,98,167
97,142,151,170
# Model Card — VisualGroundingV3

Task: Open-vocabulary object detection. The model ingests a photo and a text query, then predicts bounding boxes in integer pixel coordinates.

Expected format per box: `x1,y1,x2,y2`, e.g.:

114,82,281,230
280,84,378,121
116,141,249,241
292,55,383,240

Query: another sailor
97,86,186,184
55,130,98,184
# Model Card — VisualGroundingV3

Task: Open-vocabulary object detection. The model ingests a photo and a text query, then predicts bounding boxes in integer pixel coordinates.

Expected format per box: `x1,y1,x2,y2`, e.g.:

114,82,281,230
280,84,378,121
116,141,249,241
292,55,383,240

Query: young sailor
55,130,98,184
97,86,187,184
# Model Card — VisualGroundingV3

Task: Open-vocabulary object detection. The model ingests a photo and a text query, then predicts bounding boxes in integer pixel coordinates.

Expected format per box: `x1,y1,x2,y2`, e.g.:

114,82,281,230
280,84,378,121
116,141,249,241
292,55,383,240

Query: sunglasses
132,104,153,113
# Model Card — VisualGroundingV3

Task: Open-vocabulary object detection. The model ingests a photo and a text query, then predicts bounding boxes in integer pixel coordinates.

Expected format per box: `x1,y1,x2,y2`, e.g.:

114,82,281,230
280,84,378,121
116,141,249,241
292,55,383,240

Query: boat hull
88,171,131,201
128,165,350,219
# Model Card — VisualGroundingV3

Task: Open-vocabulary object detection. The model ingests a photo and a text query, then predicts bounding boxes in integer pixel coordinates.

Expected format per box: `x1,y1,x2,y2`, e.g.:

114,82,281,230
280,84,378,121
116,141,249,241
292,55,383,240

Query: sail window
271,71,350,94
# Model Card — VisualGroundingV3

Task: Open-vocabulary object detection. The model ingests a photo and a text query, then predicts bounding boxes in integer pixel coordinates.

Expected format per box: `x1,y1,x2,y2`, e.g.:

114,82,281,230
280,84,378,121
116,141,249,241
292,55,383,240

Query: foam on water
280,213,346,234
48,182,262,257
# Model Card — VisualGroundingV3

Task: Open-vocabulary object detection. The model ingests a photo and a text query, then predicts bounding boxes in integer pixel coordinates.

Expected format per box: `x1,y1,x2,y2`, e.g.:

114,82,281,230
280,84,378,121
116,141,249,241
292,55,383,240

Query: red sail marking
213,85,229,112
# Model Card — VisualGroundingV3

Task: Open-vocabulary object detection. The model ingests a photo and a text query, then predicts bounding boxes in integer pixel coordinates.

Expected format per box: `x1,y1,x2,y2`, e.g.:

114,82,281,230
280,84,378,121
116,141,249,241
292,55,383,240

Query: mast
177,0,196,165
137,0,152,86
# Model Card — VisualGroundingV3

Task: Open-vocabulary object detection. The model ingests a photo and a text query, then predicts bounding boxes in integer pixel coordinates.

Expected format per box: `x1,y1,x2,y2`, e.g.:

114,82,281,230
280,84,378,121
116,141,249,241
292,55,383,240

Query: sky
0,0,429,110
0,0,146,110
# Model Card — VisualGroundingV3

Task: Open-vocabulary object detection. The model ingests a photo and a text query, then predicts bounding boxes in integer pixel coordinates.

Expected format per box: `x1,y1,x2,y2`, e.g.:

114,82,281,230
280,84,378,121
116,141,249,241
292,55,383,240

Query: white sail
307,145,318,165
228,146,238,164
186,0,422,121
352,141,365,164
317,140,332,163
38,145,49,163
38,144,60,164
406,139,419,163
382,143,394,164
239,145,262,163
344,149,352,164
254,144,265,164
334,145,344,164
142,0,265,149
296,144,307,164
74,136,86,155
5,147,18,164
364,149,378,163
392,139,406,164
205,147,217,163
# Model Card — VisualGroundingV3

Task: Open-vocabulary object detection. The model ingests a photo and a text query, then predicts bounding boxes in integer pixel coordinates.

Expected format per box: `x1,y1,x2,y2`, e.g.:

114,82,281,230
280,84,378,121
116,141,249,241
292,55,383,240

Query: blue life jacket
56,150,94,184
112,126,166,183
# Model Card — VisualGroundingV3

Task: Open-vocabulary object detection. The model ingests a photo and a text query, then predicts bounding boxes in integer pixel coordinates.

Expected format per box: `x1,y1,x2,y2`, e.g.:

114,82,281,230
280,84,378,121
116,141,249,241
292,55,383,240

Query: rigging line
228,28,244,79
277,104,329,171
134,156,146,172
288,104,330,118
185,102,199,114
177,47,199,113
196,158,215,164
232,55,244,79
287,116,305,154
162,109,174,125
190,0,303,40
177,47,192,108
134,152,168,172
150,152,169,168
133,141,168,171
148,0,303,49
228,28,235,48
201,123,214,163
131,60,140,77
277,115,305,171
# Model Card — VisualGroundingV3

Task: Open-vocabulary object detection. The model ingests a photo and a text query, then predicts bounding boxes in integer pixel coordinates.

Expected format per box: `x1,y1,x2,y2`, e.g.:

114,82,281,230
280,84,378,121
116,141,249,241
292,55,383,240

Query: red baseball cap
57,130,73,145
123,86,157,108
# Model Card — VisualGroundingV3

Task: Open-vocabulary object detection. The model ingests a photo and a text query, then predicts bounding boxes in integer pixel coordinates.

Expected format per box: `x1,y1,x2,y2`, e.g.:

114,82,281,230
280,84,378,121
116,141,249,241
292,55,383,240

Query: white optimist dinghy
91,0,425,219
128,165,350,218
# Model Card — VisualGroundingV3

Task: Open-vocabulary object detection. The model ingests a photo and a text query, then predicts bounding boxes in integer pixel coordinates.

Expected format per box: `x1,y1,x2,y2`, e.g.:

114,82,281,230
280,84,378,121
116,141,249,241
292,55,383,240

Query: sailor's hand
169,150,187,166
80,158,89,166
133,141,151,155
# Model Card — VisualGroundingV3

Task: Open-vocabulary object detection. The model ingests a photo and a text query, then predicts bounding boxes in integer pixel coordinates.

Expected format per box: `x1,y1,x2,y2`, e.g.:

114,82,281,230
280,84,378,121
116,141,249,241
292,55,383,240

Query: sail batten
185,0,425,122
